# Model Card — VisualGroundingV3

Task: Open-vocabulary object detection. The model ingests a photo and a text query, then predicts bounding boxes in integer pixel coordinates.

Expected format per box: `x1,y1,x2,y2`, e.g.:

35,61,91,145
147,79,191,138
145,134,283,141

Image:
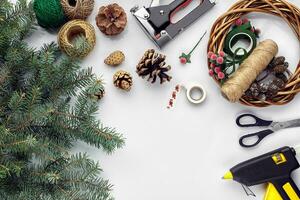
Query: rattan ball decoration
33,0,66,28
60,0,94,20
208,0,300,107
58,20,96,58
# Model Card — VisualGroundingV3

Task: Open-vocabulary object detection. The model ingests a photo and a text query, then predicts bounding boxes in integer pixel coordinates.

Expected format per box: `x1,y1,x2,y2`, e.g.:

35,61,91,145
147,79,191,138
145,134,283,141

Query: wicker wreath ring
208,0,300,107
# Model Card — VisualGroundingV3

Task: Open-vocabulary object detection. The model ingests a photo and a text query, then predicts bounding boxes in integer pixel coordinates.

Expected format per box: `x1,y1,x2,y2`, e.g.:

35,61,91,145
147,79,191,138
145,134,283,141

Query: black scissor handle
239,129,274,148
236,114,273,127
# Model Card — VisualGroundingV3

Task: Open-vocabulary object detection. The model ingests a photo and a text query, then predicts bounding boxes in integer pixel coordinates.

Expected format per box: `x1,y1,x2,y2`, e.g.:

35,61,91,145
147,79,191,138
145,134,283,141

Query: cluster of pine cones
245,56,289,101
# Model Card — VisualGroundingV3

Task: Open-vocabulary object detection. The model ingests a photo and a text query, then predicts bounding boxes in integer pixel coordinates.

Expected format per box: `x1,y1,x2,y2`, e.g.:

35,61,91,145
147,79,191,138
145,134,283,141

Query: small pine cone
244,90,254,100
94,87,105,100
257,93,267,101
276,73,288,83
273,65,288,74
259,83,269,93
86,79,105,101
104,50,125,66
269,56,285,68
272,78,285,89
113,70,133,91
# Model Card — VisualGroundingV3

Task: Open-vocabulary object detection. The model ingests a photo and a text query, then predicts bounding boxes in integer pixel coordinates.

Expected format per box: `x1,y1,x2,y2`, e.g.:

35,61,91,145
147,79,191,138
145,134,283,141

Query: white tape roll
185,84,207,104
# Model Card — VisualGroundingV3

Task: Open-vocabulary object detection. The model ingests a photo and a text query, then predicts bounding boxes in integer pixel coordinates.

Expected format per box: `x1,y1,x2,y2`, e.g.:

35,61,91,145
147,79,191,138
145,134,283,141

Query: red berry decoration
207,51,214,58
210,54,217,60
235,18,243,26
179,55,189,64
242,18,249,24
179,31,207,65
218,72,225,79
216,57,224,64
207,51,229,81
219,51,225,57
215,67,221,73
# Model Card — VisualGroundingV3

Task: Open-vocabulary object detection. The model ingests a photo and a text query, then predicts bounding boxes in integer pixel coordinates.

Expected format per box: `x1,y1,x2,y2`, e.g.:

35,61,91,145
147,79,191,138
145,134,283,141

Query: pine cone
245,56,290,101
113,70,132,91
269,56,285,68
87,80,105,101
94,88,105,100
95,3,127,36
104,50,125,66
273,65,288,74
276,73,288,83
136,49,172,84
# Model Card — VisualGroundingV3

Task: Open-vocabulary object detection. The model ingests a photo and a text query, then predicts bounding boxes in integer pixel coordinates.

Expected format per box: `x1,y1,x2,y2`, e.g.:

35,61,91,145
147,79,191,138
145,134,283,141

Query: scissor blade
272,119,300,131
282,119,300,129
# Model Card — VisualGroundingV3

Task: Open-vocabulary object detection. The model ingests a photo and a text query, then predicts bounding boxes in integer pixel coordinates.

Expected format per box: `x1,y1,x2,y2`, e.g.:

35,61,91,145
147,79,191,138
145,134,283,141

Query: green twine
33,0,66,28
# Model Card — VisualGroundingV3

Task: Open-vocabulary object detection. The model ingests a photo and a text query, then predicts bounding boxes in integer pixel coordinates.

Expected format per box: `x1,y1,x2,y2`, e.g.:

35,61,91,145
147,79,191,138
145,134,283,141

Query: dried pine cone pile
136,49,172,84
245,56,290,101
95,3,127,36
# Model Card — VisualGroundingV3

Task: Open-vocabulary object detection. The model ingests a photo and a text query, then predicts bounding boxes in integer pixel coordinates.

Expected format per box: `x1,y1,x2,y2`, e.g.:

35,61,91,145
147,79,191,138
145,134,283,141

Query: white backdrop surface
27,0,300,199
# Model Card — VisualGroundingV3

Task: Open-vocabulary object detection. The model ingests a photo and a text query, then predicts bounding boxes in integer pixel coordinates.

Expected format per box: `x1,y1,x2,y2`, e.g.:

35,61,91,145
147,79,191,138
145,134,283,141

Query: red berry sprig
179,31,207,65
208,51,226,81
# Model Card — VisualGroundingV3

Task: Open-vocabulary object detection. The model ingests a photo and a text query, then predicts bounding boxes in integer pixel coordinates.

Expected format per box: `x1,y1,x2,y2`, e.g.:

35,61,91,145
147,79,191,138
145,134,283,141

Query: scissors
236,113,300,148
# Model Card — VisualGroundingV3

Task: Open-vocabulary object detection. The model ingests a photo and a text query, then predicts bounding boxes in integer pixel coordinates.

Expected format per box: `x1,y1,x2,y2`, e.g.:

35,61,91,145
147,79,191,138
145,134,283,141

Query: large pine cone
95,3,127,36
136,49,172,84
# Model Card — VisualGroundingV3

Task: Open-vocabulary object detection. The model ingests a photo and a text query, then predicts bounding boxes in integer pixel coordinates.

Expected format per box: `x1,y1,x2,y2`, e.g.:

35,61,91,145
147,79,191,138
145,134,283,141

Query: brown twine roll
58,19,96,58
60,0,94,20
221,39,278,102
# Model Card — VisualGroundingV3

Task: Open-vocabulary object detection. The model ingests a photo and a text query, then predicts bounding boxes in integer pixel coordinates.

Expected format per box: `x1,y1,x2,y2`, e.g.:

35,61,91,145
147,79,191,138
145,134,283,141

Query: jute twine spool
61,0,94,20
58,20,96,58
221,39,278,102
33,0,66,28
208,0,300,107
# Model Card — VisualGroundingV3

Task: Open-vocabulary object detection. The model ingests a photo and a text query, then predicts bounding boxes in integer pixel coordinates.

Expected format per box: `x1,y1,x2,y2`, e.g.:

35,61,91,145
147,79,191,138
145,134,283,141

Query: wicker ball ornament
33,0,66,28
208,0,300,107
58,19,96,58
95,3,127,36
61,0,94,20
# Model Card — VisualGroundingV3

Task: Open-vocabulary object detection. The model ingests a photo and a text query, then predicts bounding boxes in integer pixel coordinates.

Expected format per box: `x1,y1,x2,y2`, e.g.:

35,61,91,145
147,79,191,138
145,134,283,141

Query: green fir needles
0,0,124,199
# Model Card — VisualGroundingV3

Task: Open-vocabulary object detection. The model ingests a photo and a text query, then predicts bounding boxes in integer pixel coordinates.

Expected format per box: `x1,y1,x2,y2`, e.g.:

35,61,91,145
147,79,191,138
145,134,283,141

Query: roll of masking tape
183,84,207,104
224,22,257,59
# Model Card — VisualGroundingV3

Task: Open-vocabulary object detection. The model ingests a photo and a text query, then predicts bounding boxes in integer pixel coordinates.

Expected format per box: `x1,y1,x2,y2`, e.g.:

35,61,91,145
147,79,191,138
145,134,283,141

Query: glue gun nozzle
222,171,233,180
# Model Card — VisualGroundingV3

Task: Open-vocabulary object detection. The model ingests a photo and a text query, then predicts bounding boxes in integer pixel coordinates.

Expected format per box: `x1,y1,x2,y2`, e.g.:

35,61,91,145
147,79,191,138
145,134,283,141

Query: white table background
26,0,300,199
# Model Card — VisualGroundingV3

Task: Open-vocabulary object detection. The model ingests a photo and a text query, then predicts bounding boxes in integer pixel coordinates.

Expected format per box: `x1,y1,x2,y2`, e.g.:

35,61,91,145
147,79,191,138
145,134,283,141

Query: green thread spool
33,0,66,28
224,22,257,60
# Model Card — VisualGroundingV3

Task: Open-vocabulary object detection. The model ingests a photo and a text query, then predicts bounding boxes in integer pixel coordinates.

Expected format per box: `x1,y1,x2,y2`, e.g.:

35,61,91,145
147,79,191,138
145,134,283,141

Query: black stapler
131,0,215,48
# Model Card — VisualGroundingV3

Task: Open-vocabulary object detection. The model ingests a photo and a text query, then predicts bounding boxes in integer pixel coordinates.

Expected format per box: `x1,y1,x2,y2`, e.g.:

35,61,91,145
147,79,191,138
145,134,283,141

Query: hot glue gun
223,146,300,200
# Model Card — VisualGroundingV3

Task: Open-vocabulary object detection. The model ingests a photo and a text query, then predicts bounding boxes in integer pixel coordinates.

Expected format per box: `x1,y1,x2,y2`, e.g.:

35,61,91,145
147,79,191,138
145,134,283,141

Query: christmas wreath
208,0,300,107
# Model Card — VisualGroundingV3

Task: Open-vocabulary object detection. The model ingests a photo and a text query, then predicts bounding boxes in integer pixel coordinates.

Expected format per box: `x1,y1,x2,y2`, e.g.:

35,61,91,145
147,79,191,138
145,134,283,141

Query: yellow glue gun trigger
265,182,300,200
265,183,282,200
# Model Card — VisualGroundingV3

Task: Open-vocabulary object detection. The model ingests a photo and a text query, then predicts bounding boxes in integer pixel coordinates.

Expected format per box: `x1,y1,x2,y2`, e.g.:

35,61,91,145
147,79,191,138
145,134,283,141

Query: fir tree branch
0,1,124,199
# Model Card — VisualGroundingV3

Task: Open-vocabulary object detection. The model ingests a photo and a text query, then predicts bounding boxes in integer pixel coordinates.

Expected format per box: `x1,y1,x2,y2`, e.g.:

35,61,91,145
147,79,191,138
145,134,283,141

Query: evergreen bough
0,0,124,199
